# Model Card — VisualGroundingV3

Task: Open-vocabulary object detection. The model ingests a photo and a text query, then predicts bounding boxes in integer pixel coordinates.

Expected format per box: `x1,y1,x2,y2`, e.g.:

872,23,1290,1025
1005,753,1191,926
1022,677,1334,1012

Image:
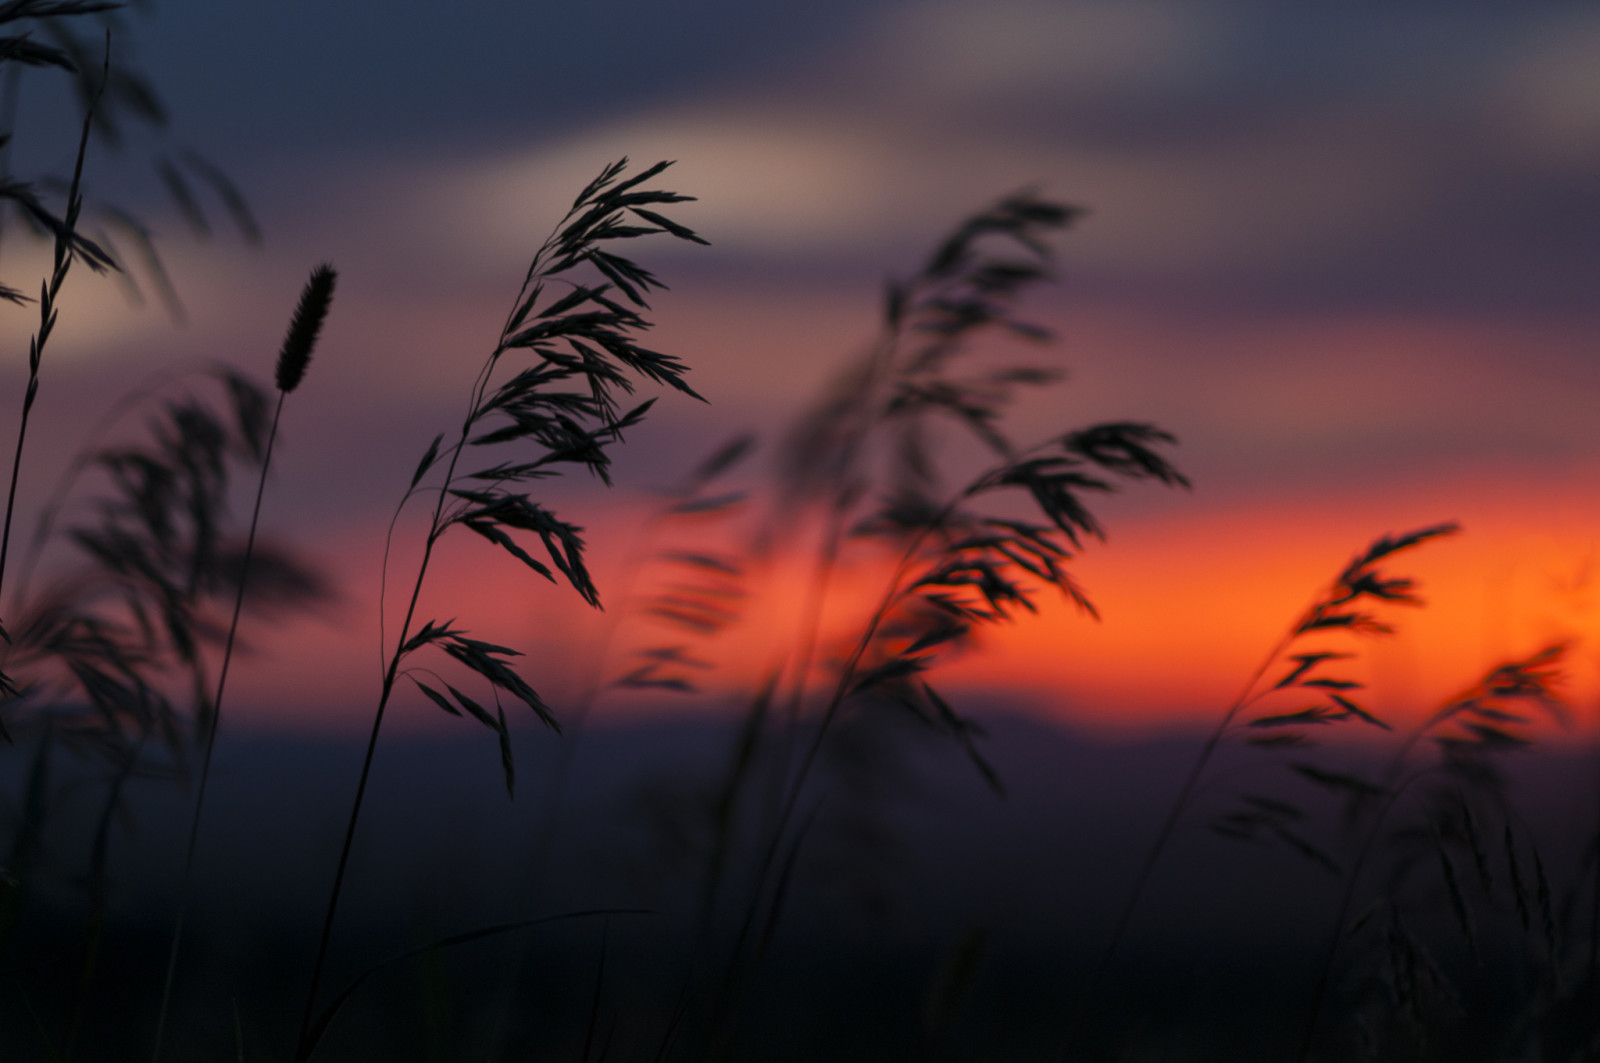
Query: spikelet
275,264,336,393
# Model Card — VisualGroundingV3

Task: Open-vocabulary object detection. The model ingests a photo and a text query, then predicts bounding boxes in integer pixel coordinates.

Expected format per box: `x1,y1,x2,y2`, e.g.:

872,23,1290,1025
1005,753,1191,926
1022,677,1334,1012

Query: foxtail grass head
275,264,336,393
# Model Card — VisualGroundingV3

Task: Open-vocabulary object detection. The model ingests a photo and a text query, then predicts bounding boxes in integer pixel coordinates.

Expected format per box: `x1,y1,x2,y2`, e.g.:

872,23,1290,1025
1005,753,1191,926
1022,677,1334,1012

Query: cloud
410,113,906,262
398,104,1429,286
858,0,1235,107
1488,8,1600,170
237,0,1597,315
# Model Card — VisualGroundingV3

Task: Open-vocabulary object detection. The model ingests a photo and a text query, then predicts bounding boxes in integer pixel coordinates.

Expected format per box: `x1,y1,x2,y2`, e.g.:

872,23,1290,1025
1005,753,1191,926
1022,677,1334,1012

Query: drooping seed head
275,264,336,393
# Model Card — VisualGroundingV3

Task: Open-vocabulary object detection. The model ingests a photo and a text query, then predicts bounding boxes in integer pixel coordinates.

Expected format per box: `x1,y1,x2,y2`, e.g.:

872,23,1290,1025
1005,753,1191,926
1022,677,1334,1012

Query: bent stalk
1058,522,1458,1059
294,159,704,1062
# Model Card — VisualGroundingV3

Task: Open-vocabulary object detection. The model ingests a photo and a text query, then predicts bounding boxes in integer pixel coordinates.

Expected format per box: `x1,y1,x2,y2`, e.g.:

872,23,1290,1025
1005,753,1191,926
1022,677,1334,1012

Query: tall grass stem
295,411,470,1061
1058,630,1295,1058
157,264,333,1059
149,391,285,1062
0,47,102,617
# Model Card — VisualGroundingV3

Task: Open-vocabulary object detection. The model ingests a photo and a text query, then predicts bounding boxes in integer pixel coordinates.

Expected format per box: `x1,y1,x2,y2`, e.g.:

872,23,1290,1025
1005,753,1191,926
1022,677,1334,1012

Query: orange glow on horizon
224,464,1600,749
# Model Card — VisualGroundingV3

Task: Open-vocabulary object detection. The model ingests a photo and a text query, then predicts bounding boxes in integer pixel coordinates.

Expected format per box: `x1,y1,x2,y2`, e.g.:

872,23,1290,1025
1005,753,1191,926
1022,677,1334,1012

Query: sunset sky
3,0,1599,738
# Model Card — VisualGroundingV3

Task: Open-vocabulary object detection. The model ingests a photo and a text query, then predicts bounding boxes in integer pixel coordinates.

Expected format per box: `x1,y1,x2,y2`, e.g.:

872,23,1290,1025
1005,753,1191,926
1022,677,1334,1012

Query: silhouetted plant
0,2,259,320
0,32,114,702
151,263,336,1063
295,157,705,1063
0,15,1580,1052
0,365,320,758
468,432,758,1060
0,361,325,1055
695,422,1187,1057
1061,522,1459,1057
679,191,1118,901
691,194,1187,1054
610,433,756,699
1294,644,1568,1062
767,190,1078,760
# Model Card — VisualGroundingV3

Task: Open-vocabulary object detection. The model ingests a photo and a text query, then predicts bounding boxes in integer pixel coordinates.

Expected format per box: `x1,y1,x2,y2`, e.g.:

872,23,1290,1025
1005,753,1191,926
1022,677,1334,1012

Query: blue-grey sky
10,0,1596,312
48,0,1586,311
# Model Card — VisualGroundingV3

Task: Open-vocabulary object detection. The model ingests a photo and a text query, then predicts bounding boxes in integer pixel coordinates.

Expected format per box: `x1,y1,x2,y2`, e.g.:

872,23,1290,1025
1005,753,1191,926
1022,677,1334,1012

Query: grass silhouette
151,263,336,1063
296,158,706,1062
1292,644,1568,1061
0,11,1597,1063
1062,522,1460,1056
0,27,112,670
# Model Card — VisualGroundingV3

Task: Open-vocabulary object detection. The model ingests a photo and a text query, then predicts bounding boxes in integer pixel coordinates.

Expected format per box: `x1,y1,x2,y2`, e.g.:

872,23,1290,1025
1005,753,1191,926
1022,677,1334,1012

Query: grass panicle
295,158,704,1063
701,195,1185,1052
0,364,326,1048
275,264,335,394
0,33,113,705
1295,644,1568,1061
1062,522,1458,1058
751,190,1084,835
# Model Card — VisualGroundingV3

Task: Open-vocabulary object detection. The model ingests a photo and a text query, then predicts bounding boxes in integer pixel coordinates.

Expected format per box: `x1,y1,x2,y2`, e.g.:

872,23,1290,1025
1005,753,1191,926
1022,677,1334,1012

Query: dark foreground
1,710,1596,1062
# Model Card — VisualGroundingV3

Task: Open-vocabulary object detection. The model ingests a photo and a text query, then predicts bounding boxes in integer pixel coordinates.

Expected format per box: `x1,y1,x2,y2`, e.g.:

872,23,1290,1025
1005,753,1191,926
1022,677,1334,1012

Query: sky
2,0,1599,738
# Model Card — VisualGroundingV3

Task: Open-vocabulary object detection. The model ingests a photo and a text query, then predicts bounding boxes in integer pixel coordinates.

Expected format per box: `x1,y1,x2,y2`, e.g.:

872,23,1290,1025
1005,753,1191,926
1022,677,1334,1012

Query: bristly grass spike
153,261,338,1062
276,264,336,393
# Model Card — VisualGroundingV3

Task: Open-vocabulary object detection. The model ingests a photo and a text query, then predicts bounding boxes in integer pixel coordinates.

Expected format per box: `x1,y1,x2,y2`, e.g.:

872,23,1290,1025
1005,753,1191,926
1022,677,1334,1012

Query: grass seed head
276,263,336,393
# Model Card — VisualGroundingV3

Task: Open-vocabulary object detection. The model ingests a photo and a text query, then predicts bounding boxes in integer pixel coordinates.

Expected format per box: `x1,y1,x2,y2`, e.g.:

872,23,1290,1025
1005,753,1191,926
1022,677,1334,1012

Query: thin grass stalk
1293,772,1436,1063
480,504,677,1062
765,309,910,793
64,740,140,1062
0,48,101,618
651,979,693,1063
769,507,845,817
710,465,999,1036
297,285,529,1062
1060,524,1458,1056
1058,627,1297,1059
761,291,914,814
654,665,784,1063
299,160,703,1059
299,909,648,1058
1589,710,1600,984
295,398,470,1062
699,660,785,940
148,390,285,1062
706,798,820,1063
155,264,332,1061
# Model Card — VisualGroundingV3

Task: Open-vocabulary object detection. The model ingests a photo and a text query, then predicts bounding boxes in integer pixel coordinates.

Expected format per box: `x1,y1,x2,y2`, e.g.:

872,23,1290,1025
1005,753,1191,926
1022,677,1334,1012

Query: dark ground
1,709,1596,1062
